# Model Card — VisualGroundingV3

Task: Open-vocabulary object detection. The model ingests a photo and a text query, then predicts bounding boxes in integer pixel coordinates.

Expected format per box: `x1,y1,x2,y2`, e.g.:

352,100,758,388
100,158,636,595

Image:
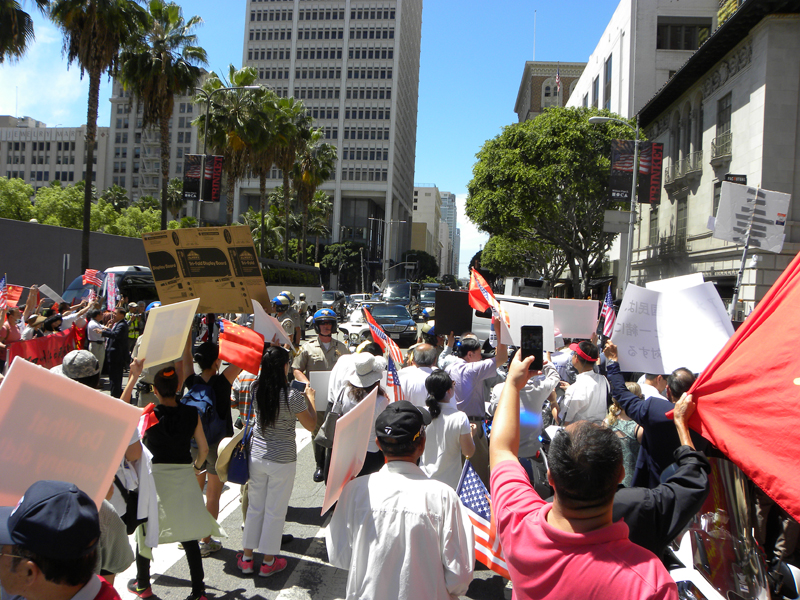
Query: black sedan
367,303,418,347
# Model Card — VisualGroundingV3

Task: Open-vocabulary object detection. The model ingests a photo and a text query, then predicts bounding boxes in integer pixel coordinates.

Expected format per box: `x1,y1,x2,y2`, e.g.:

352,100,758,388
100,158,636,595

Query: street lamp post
193,85,260,227
589,115,640,295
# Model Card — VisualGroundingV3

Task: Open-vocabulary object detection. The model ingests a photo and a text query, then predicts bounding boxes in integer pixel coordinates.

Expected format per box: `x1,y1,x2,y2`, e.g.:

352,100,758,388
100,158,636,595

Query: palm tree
273,96,312,261
308,190,332,263
248,89,281,257
166,176,184,218
118,0,207,230
293,129,337,264
1,0,49,63
49,0,147,272
193,65,262,225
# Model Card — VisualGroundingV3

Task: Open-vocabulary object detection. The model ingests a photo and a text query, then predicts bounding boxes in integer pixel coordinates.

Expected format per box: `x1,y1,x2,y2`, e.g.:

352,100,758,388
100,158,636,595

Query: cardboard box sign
434,290,474,338
142,226,270,314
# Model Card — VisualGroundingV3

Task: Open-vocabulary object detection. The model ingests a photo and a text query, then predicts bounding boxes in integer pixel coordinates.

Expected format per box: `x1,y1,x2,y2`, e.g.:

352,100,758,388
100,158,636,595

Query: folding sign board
137,298,200,369
434,290,473,338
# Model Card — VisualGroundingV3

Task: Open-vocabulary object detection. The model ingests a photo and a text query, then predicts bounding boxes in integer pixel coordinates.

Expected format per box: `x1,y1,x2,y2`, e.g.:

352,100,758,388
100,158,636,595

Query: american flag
0,275,7,310
613,141,652,174
82,269,102,287
385,356,404,403
601,284,616,338
457,460,510,579
555,67,561,93
87,289,97,302
362,306,404,365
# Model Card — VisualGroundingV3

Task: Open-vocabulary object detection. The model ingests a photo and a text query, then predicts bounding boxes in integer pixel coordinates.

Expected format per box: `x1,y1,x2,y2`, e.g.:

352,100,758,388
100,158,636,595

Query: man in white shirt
555,341,609,425
398,343,437,407
326,401,474,600
639,373,669,400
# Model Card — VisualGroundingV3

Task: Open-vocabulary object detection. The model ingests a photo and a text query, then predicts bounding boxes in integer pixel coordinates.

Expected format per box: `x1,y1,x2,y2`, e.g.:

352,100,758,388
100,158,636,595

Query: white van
471,295,551,344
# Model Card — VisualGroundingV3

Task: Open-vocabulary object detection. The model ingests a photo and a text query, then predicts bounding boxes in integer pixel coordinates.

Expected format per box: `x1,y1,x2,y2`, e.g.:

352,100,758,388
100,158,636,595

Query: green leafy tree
49,0,147,270
133,194,159,210
402,250,439,280
466,107,636,298
321,241,363,292
107,205,161,237
308,190,332,263
101,183,129,211
166,177,185,219
118,0,207,230
1,0,49,63
239,206,283,259
0,176,34,220
481,234,568,282
34,180,89,228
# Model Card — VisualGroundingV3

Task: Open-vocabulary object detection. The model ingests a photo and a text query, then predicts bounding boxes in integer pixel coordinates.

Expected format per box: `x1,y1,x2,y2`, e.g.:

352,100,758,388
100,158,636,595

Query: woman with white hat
340,353,391,477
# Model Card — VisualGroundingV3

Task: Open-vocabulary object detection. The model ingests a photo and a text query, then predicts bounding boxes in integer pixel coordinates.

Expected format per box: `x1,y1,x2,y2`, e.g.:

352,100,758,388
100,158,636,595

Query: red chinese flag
685,250,800,522
468,270,493,313
219,318,264,375
6,285,23,307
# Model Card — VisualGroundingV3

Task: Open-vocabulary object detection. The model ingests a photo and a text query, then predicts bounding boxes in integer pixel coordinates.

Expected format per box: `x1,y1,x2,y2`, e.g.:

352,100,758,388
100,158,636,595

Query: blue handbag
227,401,252,485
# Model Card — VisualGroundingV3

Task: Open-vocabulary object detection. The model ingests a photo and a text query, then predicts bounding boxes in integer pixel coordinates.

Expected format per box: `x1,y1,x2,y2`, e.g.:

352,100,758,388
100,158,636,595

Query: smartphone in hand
290,380,308,393
520,325,544,371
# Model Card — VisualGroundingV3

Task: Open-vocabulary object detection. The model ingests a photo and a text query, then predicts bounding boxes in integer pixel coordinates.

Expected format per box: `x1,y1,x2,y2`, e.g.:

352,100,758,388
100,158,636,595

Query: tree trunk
315,233,320,263
282,169,290,261
300,194,309,265
259,173,267,258
226,170,235,226
159,115,170,230
81,69,101,272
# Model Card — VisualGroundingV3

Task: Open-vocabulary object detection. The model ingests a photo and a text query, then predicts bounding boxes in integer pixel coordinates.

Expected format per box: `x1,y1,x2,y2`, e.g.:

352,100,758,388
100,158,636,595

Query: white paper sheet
38,284,65,304
322,387,377,514
252,300,294,349
309,371,333,410
612,283,734,374
645,273,705,292
0,359,141,508
498,301,556,352
137,298,200,369
549,299,600,339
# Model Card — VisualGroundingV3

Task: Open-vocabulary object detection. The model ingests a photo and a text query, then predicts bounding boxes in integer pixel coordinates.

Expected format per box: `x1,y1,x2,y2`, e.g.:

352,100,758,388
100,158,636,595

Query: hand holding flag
83,269,102,287
600,284,616,338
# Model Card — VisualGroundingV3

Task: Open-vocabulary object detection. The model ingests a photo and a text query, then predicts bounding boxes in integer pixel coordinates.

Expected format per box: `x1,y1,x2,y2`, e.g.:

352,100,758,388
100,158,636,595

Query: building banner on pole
609,141,663,205
183,155,224,203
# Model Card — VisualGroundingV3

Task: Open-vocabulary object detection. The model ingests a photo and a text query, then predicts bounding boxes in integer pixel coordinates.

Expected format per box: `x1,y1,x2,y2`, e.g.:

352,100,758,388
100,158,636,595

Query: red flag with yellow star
684,250,800,522
218,318,265,374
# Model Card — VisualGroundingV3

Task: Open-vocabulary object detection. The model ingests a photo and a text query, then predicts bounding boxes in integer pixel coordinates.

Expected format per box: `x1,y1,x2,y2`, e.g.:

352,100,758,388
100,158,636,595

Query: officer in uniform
296,293,309,340
273,295,296,341
292,308,350,482
279,290,302,345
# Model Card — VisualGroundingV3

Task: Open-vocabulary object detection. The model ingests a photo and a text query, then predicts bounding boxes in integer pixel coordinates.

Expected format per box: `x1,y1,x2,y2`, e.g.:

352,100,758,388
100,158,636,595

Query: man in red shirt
489,352,678,600
0,480,122,600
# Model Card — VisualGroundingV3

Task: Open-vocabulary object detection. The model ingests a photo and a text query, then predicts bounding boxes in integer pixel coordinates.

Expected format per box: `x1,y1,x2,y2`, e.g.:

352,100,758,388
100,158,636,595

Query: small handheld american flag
601,284,616,338
386,356,404,403
0,275,7,310
83,269,102,287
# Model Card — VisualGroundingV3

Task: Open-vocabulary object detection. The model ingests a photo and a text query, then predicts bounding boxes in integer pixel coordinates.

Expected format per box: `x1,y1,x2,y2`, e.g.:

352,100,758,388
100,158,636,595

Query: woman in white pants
237,346,317,577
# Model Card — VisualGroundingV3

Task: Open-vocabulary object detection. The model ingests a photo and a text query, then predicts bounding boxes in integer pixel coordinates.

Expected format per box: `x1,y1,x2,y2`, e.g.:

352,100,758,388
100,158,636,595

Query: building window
592,77,599,108
604,54,612,110
717,92,732,135
583,94,588,108
676,198,687,243
656,18,712,51
649,208,659,246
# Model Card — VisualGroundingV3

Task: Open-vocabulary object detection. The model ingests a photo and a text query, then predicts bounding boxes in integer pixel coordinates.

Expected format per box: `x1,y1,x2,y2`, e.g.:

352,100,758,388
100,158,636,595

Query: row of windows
350,28,394,40
178,103,194,114
116,104,132,114
249,7,395,21
346,88,391,100
260,69,290,80
300,9,345,20
298,28,342,40
115,133,128,144
349,47,393,60
5,155,79,165
350,9,395,20
114,147,128,158
342,147,389,161
249,48,292,60
251,9,292,21
294,87,340,99
294,68,341,79
298,48,343,60
344,108,391,120
347,68,392,79
249,28,293,41
343,127,390,140
307,108,340,120
5,141,77,152
343,168,388,182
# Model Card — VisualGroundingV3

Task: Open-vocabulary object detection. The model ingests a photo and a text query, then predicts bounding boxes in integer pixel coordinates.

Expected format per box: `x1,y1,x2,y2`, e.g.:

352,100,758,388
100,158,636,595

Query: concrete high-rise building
237,0,423,276
439,191,458,274
438,219,450,277
105,79,202,212
1,116,109,194
514,61,585,123
411,184,441,260
454,227,461,277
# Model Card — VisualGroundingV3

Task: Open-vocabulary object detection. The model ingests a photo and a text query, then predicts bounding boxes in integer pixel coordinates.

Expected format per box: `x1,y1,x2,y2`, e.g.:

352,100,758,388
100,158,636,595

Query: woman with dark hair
237,346,317,577
42,314,64,335
129,365,222,600
419,370,475,489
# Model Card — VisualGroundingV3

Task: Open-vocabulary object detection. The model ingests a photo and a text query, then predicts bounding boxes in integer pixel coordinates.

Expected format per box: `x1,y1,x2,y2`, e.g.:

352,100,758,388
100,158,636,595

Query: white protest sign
646,273,704,292
38,284,65,305
498,301,556,352
309,371,333,410
549,299,600,339
321,387,377,515
712,182,790,254
252,300,294,349
612,283,734,374
0,359,141,508
137,298,200,369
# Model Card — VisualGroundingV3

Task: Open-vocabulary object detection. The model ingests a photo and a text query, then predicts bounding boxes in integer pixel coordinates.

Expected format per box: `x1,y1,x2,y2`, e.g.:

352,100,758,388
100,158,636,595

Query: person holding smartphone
237,346,317,577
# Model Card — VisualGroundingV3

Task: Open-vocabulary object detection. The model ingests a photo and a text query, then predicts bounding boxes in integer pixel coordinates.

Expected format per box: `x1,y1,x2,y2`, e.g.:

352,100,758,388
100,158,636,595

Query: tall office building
439,191,458,275
238,0,423,275
411,184,441,258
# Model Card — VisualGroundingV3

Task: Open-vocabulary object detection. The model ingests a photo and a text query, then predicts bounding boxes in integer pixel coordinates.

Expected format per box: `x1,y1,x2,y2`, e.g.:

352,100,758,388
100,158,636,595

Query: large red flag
468,269,494,313
685,250,800,522
218,318,264,375
6,285,23,308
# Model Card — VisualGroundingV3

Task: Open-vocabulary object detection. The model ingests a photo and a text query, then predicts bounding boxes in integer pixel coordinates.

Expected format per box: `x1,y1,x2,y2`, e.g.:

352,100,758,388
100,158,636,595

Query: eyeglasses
0,550,27,560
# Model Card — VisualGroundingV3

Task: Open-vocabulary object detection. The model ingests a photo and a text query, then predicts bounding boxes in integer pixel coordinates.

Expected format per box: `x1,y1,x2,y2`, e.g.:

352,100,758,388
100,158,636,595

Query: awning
589,277,614,287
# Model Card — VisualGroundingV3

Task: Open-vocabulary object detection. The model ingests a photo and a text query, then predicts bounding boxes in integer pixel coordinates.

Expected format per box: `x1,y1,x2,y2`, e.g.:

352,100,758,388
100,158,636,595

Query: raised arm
490,350,535,469
297,386,318,431
492,316,508,368
603,342,649,425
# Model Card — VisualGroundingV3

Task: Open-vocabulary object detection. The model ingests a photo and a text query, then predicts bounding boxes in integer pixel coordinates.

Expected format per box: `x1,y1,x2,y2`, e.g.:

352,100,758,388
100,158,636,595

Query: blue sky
0,0,617,277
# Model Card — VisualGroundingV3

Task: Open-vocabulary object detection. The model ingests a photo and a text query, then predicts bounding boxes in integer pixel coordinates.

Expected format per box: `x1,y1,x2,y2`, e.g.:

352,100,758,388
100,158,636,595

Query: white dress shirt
397,365,435,407
639,382,668,401
561,370,609,424
326,461,475,600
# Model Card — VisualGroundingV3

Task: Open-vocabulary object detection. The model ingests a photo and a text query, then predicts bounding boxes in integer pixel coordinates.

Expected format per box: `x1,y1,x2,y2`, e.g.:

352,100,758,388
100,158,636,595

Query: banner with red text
7,327,76,370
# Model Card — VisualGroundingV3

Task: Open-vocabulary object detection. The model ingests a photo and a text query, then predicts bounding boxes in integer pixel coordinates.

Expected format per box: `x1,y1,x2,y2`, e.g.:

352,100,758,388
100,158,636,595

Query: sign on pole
710,182,790,254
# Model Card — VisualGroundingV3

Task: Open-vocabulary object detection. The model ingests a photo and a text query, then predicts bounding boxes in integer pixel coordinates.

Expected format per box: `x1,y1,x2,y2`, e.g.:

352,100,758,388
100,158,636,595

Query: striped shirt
249,385,307,463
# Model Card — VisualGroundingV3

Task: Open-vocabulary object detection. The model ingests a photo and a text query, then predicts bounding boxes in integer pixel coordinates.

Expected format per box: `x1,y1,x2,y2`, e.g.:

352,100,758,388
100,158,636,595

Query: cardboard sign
498,301,556,352
142,226,270,314
711,182,790,254
0,359,141,508
434,290,473,338
549,299,600,339
137,298,200,369
646,273,705,292
38,284,65,305
7,328,76,370
309,371,333,411
321,387,377,515
252,300,293,349
612,283,733,374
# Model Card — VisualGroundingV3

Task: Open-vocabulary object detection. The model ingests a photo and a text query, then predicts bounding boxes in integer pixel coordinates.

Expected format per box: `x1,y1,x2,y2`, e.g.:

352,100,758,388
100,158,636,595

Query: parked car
339,303,418,348
62,266,157,306
381,281,421,317
321,290,347,318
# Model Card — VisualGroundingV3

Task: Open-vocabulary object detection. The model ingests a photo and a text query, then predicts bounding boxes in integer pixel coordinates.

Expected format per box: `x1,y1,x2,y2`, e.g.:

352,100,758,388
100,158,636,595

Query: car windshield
370,305,411,319
322,292,335,301
420,290,436,301
383,285,410,301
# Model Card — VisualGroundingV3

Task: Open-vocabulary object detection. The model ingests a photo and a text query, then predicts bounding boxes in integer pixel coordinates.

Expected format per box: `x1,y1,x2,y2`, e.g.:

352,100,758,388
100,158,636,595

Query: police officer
279,290,302,345
273,295,295,341
292,308,350,482
296,293,309,340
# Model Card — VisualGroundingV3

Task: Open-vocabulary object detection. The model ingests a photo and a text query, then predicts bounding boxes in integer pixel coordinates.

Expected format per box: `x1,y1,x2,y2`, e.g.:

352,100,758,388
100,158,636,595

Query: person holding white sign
553,341,608,426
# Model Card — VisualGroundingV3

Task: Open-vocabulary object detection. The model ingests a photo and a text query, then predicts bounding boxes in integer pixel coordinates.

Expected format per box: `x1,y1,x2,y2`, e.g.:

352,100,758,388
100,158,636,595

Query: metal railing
680,150,703,175
711,132,732,160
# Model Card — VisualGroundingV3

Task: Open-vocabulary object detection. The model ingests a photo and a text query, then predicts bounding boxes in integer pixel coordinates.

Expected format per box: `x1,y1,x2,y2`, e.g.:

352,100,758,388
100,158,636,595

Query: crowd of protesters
1,288,796,600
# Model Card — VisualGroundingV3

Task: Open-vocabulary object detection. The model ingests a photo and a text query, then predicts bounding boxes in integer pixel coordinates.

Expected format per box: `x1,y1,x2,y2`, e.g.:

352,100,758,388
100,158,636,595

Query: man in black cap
326,401,475,600
0,480,122,600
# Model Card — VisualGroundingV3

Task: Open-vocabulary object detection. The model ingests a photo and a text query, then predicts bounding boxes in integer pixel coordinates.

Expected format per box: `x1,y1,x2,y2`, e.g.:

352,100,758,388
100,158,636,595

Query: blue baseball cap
0,481,100,559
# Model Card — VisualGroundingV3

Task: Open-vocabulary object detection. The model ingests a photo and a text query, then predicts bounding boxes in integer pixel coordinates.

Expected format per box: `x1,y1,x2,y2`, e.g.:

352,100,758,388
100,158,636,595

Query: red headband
570,343,596,363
